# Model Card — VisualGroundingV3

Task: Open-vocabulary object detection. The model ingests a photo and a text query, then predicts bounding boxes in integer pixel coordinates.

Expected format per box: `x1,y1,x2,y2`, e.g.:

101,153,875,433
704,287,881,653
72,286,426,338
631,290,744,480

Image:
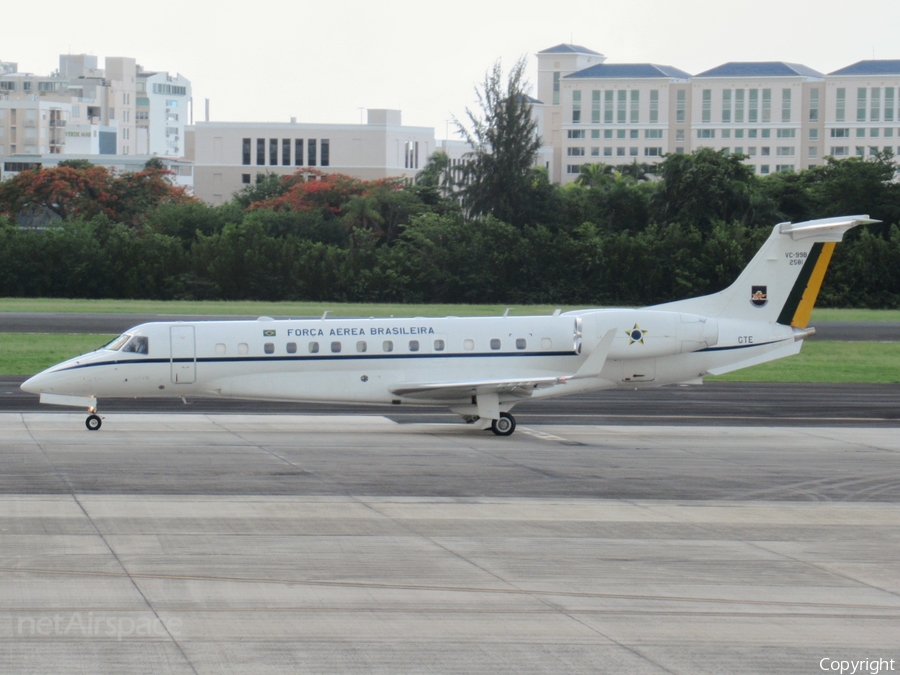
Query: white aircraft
22,215,875,435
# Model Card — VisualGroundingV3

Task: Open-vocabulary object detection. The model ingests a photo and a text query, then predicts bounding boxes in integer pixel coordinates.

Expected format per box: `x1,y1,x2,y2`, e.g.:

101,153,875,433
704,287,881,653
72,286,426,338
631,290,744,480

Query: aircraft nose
21,372,49,395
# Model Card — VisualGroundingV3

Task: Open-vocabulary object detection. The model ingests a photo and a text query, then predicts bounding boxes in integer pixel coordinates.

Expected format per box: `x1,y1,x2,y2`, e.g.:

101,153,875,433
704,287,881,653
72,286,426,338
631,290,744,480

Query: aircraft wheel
85,414,102,431
491,412,516,436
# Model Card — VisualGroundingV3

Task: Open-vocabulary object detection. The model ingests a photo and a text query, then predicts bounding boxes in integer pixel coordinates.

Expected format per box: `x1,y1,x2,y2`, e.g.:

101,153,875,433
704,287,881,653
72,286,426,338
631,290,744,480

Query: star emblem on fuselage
626,324,647,345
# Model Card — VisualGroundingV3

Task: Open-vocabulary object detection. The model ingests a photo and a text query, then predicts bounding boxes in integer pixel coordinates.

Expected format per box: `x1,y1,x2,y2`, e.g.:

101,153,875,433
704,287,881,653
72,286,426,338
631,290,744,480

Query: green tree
652,148,760,231
455,58,542,227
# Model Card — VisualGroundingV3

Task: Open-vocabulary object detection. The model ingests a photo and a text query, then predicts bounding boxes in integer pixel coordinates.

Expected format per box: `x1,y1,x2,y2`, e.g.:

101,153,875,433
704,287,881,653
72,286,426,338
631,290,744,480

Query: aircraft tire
491,412,516,436
86,414,102,431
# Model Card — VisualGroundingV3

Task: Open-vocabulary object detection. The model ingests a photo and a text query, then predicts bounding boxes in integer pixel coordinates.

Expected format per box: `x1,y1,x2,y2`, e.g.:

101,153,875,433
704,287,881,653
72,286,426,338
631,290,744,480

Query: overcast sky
4,0,899,138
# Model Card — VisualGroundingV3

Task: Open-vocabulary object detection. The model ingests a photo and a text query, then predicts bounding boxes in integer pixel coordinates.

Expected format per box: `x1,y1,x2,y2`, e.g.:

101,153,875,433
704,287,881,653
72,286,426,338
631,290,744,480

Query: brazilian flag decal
263,330,276,337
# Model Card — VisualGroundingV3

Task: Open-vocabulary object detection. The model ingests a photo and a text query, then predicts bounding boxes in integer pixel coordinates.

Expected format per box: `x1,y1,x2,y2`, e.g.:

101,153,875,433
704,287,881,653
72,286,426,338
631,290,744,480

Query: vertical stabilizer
651,215,877,325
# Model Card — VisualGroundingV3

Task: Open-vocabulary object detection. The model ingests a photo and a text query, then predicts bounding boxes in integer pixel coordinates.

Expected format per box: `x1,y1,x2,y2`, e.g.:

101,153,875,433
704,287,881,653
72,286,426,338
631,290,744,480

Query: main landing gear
86,413,102,431
490,412,516,437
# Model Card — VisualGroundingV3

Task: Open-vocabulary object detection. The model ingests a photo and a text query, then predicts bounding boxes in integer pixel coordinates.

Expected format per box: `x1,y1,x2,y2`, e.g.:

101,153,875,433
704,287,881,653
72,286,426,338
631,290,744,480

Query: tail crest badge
750,286,768,308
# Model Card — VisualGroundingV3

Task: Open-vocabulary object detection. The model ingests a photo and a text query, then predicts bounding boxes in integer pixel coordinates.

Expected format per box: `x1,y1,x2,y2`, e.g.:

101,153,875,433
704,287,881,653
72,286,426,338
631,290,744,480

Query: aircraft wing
389,376,562,401
389,329,618,402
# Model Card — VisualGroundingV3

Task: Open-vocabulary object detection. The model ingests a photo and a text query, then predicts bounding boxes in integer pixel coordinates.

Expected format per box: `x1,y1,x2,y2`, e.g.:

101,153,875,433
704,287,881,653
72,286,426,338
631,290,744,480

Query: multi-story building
187,109,434,204
0,54,190,162
538,44,900,183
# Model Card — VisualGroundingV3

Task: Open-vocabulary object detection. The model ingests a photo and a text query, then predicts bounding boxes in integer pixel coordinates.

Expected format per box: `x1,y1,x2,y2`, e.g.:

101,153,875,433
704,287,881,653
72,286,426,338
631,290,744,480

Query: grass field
1,297,899,322
1,332,896,382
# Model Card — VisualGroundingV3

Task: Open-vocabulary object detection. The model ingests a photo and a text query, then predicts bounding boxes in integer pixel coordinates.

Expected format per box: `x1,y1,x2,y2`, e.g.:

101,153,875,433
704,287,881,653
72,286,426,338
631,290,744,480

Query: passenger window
434,339,445,351
215,343,226,355
490,339,501,350
331,341,342,353
516,338,526,350
238,343,249,355
383,340,393,352
122,336,149,354
409,340,419,352
541,338,552,350
264,342,275,354
309,341,319,354
286,342,297,354
463,339,475,351
357,341,367,353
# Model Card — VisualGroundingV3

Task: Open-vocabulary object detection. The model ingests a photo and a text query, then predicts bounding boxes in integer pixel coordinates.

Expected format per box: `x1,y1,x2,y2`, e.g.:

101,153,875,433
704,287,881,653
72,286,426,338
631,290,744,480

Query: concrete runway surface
2,413,899,674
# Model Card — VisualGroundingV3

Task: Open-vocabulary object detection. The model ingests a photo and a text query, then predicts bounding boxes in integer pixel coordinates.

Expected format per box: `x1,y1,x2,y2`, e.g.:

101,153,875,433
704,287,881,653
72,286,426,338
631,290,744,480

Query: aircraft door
170,326,196,384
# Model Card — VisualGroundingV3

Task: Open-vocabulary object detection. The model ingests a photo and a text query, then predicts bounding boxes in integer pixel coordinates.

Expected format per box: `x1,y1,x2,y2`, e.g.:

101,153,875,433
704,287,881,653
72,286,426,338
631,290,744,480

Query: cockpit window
121,336,149,355
103,334,132,351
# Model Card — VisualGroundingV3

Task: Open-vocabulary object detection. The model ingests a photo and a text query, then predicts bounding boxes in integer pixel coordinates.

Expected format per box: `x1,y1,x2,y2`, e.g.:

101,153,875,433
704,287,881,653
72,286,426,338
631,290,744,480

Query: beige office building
187,109,434,204
538,44,900,183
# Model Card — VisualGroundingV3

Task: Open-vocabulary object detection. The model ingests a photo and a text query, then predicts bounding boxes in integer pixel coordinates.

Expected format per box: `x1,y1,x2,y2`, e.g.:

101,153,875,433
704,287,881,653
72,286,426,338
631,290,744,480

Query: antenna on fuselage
321,311,329,319
553,308,561,316
503,308,511,317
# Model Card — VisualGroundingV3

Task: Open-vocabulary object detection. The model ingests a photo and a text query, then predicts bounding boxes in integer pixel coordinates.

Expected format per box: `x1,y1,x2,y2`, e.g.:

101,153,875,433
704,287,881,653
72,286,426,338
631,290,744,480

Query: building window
644,147,662,156
591,90,601,124
775,164,794,173
567,129,585,139
809,87,819,122
630,90,639,123
282,138,291,165
675,129,685,142
760,165,770,174
749,89,759,123
761,146,770,156
781,88,791,122
871,87,881,122
603,147,612,156
870,128,880,137
809,129,818,140
308,139,317,166
697,129,715,139
702,89,711,123
722,129,731,139
629,129,639,139
885,88,895,123
856,128,866,137
321,139,330,167
572,90,581,123
776,129,795,138
676,89,686,124
404,140,418,168
295,139,303,166
735,89,745,123
645,129,662,139
604,129,612,139
241,173,250,184
831,128,849,138
722,89,732,123
256,138,265,165
649,90,659,123
604,91,614,124
857,88,867,122
617,129,626,139
567,147,585,156
762,89,771,123
776,147,795,156
269,138,278,165
591,129,600,138
553,72,560,105
616,147,625,156
836,88,846,122
629,147,638,156
617,90,626,124
566,164,583,174
808,146,818,159
242,138,251,165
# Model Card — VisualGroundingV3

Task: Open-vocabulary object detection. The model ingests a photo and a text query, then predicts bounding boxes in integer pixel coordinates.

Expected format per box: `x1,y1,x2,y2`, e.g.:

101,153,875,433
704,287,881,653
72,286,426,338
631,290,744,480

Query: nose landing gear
86,413,102,431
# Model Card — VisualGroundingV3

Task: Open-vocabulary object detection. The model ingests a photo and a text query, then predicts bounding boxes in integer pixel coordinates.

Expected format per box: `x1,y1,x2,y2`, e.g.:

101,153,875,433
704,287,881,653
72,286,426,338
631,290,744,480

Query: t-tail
651,215,878,325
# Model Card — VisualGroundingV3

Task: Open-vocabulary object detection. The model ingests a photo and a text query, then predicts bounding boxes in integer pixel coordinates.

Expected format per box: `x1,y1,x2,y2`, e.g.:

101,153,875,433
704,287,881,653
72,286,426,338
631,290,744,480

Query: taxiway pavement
2,413,899,674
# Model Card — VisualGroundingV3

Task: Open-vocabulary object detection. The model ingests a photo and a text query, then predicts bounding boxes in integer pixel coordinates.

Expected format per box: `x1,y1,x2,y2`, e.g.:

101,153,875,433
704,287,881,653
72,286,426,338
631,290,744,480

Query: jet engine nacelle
583,310,719,359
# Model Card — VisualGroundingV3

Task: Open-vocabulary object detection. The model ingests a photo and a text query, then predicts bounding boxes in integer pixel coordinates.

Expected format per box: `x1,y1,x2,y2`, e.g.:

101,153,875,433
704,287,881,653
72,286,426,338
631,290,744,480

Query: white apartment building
0,54,190,163
539,44,900,183
187,109,434,204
